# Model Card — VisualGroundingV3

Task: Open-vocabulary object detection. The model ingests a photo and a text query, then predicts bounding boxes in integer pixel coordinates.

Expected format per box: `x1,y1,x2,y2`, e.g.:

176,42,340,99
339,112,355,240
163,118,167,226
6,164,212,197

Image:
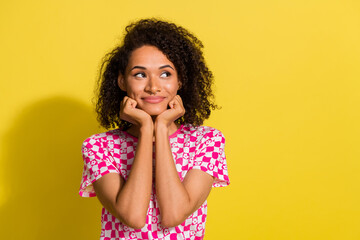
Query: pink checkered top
79,124,230,240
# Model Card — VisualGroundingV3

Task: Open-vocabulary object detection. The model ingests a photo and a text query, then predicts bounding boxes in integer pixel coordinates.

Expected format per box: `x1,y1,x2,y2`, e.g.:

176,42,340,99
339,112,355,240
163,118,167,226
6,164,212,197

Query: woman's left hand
155,95,185,127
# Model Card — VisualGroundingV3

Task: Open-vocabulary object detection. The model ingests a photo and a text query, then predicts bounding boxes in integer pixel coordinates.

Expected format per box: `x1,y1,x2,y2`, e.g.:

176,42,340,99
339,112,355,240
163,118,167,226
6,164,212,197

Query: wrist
139,121,154,135
139,115,153,128
155,121,169,136
154,116,171,128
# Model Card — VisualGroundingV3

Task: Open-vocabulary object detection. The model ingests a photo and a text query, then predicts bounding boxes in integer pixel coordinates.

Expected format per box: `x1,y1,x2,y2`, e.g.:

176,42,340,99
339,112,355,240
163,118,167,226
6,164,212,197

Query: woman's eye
134,72,146,78
160,72,171,78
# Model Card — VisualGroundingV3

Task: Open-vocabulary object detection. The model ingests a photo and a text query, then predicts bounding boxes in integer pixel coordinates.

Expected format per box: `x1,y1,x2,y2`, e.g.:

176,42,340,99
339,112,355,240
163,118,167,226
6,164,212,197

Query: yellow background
1,0,359,239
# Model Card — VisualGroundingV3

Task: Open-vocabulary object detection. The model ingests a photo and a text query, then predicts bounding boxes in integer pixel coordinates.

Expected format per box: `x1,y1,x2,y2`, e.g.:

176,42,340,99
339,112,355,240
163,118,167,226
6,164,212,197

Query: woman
79,18,230,240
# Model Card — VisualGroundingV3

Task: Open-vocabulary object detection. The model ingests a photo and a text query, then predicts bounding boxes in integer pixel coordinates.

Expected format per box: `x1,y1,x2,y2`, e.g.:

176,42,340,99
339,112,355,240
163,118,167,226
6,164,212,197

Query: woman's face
118,45,181,116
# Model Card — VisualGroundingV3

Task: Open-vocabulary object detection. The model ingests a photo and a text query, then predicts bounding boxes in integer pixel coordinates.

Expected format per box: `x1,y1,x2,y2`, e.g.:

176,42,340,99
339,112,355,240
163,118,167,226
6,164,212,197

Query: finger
127,98,137,108
122,97,134,108
176,97,185,111
121,96,129,106
169,99,177,109
175,95,184,106
172,96,183,109
120,97,127,111
174,95,185,115
172,95,180,105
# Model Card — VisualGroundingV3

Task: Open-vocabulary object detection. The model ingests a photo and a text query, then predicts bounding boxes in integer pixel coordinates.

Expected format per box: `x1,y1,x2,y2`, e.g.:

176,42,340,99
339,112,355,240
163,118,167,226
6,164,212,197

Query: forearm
115,124,153,227
155,124,191,227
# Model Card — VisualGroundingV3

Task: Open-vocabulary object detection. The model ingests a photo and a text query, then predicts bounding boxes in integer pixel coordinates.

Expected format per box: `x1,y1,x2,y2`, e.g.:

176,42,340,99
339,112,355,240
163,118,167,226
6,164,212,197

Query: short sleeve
191,129,230,187
79,137,120,197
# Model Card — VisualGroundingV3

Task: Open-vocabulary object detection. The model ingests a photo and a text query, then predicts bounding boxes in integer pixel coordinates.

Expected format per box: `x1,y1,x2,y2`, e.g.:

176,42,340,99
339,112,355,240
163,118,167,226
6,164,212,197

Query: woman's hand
153,94,213,228
120,96,152,127
95,96,155,229
155,95,185,128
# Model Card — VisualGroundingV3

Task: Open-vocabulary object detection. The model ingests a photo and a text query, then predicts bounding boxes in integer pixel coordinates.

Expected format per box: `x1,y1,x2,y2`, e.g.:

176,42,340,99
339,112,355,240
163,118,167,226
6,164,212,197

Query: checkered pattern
79,124,230,240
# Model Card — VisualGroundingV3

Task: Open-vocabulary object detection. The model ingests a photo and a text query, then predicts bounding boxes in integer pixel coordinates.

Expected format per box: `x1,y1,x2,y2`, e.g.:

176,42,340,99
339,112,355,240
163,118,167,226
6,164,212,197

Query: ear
178,80,182,90
117,74,126,91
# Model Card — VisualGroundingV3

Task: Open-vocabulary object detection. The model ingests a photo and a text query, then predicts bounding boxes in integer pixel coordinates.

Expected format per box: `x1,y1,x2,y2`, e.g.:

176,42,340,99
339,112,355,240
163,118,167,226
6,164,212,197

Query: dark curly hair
96,18,218,129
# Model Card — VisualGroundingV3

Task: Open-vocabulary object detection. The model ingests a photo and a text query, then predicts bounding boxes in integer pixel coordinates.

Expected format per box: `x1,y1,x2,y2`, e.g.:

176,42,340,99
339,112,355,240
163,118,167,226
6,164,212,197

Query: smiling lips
142,96,166,103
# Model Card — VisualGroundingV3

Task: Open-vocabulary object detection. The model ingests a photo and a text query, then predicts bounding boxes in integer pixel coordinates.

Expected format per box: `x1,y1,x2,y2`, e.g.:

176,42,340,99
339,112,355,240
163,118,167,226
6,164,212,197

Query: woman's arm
154,124,214,228
93,97,154,229
154,95,214,228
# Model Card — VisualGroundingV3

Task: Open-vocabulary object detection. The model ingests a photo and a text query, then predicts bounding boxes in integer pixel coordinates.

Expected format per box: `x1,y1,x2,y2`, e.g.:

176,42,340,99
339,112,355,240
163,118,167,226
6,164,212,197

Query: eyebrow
159,65,174,70
130,65,174,71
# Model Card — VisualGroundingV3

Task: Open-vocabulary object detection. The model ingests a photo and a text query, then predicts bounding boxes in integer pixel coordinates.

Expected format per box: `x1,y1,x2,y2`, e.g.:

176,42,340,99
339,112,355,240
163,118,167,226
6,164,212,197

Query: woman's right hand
95,96,154,229
119,96,152,127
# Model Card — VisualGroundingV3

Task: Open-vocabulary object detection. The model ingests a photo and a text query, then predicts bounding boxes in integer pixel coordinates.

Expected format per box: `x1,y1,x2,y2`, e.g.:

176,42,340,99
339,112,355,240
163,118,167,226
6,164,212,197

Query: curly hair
96,18,218,129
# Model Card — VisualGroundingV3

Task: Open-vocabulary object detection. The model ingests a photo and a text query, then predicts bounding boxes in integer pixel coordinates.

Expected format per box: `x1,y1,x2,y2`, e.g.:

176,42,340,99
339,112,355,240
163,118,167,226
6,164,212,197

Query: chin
138,102,169,116
142,107,167,116
147,110,166,116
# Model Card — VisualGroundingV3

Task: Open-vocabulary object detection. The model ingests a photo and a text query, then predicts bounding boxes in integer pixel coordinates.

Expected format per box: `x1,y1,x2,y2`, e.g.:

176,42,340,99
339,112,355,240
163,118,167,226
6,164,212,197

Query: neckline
122,124,184,141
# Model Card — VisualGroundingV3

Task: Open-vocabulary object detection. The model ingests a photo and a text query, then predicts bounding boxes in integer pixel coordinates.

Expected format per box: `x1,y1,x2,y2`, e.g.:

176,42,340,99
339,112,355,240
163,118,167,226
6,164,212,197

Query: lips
142,96,166,103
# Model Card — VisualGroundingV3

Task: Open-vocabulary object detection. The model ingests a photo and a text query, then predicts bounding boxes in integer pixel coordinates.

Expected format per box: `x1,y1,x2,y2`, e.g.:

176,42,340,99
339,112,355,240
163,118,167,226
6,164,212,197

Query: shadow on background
1,96,104,239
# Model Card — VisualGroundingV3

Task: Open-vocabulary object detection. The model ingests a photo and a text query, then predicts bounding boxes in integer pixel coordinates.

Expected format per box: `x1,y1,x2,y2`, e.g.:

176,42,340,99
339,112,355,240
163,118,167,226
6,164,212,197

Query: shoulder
82,128,130,147
182,124,225,141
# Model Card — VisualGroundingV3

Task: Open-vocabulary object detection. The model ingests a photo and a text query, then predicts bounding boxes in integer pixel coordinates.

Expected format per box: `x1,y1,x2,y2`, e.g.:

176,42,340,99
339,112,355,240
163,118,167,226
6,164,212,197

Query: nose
145,75,161,94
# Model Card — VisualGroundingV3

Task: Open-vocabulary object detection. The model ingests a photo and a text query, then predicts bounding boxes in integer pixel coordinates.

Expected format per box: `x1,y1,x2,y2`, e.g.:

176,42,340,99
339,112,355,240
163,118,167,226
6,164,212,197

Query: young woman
79,18,230,240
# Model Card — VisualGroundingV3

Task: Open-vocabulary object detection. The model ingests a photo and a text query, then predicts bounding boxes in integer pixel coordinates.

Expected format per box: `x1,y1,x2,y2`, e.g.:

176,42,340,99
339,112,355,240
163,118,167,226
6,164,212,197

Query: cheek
164,82,180,95
125,82,144,98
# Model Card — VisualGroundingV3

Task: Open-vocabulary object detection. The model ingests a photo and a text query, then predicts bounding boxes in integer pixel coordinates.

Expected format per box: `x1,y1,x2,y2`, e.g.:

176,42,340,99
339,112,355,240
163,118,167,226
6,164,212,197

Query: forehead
127,45,175,68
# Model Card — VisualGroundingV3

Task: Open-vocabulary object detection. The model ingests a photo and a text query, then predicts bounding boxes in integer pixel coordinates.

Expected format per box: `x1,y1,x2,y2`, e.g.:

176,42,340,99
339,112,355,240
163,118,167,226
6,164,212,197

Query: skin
92,45,214,229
